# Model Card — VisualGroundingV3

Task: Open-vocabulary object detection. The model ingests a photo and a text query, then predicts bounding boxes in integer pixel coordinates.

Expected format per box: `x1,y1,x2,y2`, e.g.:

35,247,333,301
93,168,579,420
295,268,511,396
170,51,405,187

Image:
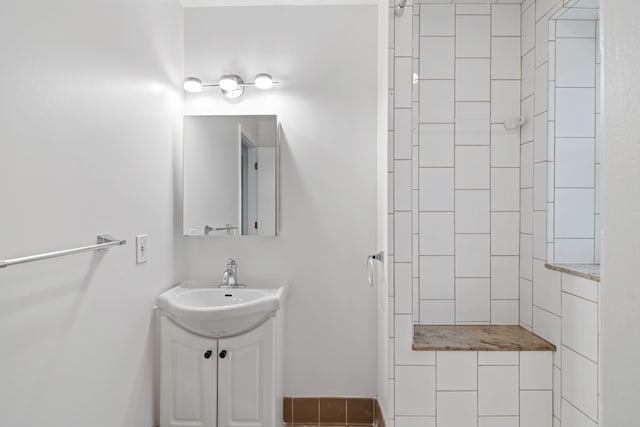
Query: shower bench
395,325,556,427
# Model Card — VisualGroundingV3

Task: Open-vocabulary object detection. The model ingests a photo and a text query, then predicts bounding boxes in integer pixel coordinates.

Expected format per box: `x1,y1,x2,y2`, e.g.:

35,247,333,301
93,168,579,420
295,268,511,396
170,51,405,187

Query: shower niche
547,0,601,266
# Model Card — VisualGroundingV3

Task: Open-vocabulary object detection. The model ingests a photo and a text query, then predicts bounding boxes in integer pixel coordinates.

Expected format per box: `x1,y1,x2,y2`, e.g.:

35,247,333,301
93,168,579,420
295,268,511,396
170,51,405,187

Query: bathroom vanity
157,282,288,427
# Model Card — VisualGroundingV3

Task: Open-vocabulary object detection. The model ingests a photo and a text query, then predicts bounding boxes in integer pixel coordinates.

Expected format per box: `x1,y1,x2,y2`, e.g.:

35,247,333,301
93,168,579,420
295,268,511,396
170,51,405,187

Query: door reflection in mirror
183,115,278,237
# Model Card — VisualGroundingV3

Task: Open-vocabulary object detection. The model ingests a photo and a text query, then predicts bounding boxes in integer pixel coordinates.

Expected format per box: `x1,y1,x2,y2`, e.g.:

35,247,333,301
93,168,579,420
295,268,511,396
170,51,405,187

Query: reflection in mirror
547,0,600,264
183,115,278,237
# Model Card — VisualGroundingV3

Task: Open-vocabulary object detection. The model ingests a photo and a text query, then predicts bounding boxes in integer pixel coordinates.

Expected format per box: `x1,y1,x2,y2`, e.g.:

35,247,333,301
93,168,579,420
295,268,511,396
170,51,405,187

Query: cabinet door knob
204,350,212,359
219,350,227,359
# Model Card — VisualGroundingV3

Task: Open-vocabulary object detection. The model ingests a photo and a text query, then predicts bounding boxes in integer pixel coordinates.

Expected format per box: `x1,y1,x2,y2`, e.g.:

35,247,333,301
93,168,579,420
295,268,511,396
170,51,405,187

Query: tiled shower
386,1,601,426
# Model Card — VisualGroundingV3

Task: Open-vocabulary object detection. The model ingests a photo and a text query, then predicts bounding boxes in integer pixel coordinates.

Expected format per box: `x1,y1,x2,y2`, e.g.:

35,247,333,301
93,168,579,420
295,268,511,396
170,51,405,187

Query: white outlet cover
136,234,148,264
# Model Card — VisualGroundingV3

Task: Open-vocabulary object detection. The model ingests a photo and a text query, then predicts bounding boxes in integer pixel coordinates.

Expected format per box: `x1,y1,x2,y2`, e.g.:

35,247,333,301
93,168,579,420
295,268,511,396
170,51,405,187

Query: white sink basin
157,282,288,337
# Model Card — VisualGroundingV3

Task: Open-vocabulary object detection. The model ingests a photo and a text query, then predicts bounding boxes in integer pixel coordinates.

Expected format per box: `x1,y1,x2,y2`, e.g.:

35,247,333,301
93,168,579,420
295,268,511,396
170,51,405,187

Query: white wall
0,1,183,426
600,0,640,424
376,0,390,418
181,6,378,396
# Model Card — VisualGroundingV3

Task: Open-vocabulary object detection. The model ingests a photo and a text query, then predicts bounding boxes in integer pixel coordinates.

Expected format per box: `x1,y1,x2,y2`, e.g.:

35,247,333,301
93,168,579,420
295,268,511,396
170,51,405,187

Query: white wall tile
555,138,595,188
562,292,598,361
491,300,519,324
395,212,412,262
491,125,520,167
421,4,455,37
456,146,490,189
520,188,533,233
395,365,436,416
521,97,534,142
456,59,490,101
491,212,520,256
491,168,519,211
562,346,598,420
491,256,519,299
556,20,596,38
456,102,490,145
492,4,521,36
520,279,533,326
456,190,490,233
553,366,561,418
520,391,552,427
479,417,519,427
556,88,595,138
556,37,596,88
561,273,598,302
491,80,521,124
420,256,455,299
491,37,521,79
395,314,437,366
456,4,490,15
395,417,436,427
520,234,533,280
436,352,478,390
456,278,491,322
419,168,454,211
479,366,519,415
521,5,535,53
420,299,455,324
456,234,491,277
533,162,547,211
456,15,491,58
395,262,413,314
535,17,549,67
534,113,548,162
535,66,548,116
521,50,535,98
533,211,547,260
437,392,477,427
395,108,412,160
478,351,519,366
532,308,561,366
555,238,595,264
520,351,553,390
395,160,412,212
420,124,454,167
555,189,594,238
420,80,455,123
395,57,413,108
420,212,454,255
395,3,413,57
420,37,455,79
561,398,597,427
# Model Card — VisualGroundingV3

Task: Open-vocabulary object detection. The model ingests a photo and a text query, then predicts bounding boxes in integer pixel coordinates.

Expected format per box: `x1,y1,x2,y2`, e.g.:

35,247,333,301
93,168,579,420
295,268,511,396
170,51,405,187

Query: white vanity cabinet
160,315,279,427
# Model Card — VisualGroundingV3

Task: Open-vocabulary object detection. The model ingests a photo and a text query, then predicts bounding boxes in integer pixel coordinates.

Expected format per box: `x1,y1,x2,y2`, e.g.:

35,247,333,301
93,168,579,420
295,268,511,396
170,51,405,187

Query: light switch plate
136,234,148,264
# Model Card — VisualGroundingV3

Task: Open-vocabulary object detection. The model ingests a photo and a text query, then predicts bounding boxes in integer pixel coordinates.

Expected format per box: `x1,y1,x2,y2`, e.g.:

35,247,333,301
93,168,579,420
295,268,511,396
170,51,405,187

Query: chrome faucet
220,259,245,288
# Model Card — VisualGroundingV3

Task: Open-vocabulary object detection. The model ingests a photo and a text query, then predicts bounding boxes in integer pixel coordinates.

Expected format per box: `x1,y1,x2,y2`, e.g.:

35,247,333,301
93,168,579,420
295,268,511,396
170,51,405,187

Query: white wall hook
504,116,526,130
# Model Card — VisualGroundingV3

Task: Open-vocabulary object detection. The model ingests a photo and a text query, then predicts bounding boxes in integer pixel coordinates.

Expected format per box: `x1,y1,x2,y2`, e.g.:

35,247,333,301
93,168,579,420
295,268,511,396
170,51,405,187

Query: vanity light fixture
183,73,278,99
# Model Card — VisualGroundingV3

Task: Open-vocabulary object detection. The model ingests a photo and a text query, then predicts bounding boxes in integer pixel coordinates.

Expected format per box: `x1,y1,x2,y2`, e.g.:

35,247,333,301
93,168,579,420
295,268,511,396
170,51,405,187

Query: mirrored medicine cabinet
183,115,279,237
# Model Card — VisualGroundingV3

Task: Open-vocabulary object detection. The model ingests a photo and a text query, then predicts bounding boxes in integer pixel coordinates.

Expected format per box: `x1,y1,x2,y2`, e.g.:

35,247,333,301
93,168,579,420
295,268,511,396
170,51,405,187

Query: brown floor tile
319,398,346,425
293,398,320,425
346,398,374,425
284,397,293,424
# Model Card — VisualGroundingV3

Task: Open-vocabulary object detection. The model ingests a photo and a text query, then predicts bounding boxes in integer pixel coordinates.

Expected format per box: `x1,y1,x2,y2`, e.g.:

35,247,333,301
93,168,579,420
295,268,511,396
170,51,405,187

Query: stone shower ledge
413,325,556,352
545,263,600,281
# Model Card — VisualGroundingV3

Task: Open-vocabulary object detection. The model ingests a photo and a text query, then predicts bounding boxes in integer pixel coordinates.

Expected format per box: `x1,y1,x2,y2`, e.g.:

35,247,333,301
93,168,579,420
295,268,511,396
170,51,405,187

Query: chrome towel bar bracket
0,234,127,269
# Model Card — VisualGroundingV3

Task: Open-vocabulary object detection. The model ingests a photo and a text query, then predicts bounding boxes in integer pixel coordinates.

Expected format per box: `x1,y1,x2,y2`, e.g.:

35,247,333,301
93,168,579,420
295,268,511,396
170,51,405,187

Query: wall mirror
547,0,600,264
183,115,279,237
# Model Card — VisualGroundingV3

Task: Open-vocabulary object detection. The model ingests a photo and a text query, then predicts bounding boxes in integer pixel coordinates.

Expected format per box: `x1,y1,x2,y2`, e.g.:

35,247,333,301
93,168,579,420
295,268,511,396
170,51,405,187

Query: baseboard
283,397,383,426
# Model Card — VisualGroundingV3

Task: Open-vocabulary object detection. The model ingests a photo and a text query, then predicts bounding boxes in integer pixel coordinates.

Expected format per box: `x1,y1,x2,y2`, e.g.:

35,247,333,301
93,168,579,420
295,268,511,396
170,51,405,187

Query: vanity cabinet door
217,318,276,427
160,315,218,427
